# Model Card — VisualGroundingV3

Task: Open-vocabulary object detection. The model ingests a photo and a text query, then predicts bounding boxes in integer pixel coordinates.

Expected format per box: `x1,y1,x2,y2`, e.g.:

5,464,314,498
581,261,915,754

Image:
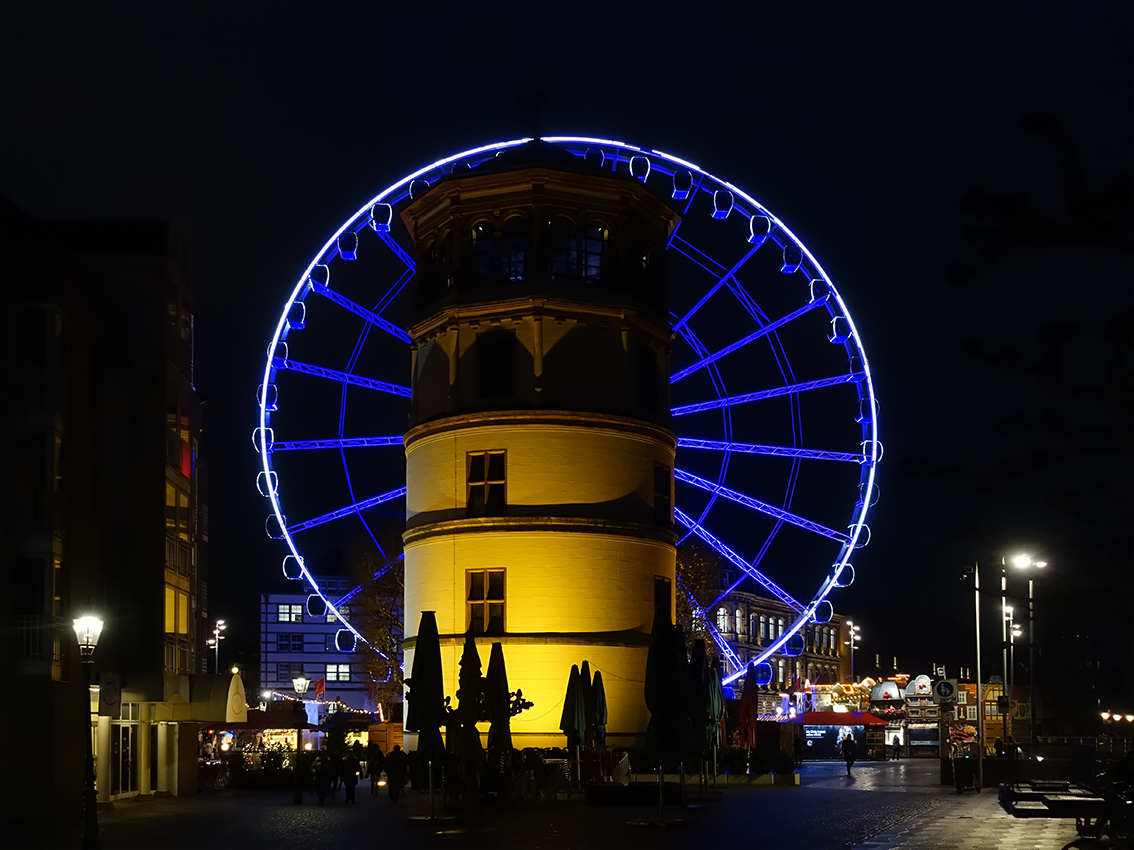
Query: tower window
467,569,505,635
653,463,672,525
500,217,526,281
467,450,506,516
471,221,496,278
475,330,516,398
581,224,607,282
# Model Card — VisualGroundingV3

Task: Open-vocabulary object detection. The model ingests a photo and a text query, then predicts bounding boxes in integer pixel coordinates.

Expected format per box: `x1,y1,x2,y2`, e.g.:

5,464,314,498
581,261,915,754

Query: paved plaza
18,760,1104,850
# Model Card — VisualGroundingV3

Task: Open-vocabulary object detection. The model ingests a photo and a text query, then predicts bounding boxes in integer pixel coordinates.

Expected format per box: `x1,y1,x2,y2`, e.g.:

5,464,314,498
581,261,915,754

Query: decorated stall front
799,711,888,760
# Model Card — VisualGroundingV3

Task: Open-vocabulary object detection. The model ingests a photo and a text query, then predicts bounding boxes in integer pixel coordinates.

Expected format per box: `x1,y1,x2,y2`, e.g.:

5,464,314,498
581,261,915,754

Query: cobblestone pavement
15,760,1114,850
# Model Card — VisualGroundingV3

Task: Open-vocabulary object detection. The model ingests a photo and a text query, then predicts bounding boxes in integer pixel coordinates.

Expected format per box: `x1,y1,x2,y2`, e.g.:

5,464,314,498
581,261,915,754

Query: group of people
307,741,410,804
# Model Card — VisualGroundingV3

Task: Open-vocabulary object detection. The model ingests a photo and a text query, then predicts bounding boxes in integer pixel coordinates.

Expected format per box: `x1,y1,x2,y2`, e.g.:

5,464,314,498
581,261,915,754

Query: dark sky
3,2,1131,694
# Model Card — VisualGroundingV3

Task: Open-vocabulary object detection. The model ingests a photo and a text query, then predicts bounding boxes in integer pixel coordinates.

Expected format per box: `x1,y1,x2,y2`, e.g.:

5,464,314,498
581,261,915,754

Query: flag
314,677,325,701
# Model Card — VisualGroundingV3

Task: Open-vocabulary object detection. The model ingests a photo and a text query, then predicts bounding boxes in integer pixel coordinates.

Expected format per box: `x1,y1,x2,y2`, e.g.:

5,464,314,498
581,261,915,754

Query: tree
347,544,404,717
675,539,722,652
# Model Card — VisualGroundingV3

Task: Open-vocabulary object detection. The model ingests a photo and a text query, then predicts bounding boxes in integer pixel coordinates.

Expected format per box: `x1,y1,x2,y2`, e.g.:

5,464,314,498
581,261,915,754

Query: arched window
807,663,814,682
500,217,526,281
717,607,728,633
760,616,767,640
795,660,802,685
777,658,785,685
749,613,758,642
581,223,607,282
549,218,608,282
471,221,496,278
778,618,785,638
735,609,743,635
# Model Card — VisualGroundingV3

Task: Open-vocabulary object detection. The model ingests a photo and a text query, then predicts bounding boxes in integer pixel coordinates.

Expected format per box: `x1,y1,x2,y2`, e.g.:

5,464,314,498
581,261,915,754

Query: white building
259,576,371,715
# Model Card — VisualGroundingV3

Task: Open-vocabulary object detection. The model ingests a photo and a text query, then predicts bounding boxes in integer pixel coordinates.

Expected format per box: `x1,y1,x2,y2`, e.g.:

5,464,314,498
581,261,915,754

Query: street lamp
73,614,104,850
291,670,310,804
206,619,226,674
1006,554,1046,754
844,620,862,683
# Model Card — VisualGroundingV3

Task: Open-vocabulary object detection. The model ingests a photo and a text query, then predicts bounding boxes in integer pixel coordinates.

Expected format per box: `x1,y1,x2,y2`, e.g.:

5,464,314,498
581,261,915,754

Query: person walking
840,734,857,776
384,744,409,802
341,751,361,804
891,734,901,761
311,753,333,804
367,742,385,796
794,733,805,767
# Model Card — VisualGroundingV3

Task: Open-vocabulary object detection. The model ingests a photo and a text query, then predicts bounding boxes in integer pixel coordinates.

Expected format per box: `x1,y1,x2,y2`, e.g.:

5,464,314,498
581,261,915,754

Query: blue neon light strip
670,242,762,334
271,358,412,398
676,438,863,464
287,486,407,534
675,508,803,611
672,373,864,417
675,467,846,541
670,295,830,384
676,577,742,675
270,436,403,452
311,283,411,343
375,230,416,274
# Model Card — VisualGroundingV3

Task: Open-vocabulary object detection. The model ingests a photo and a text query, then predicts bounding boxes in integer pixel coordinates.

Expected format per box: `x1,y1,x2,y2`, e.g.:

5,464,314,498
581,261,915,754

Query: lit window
760,616,767,640
777,658,785,685
581,224,607,282
735,609,743,635
467,451,506,516
277,604,302,623
326,605,350,624
778,618,785,637
716,607,728,632
749,614,758,643
467,569,505,636
326,663,350,682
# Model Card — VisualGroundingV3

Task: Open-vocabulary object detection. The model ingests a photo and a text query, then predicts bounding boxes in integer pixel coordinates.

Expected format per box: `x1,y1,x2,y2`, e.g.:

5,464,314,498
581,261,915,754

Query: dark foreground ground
14,760,1094,850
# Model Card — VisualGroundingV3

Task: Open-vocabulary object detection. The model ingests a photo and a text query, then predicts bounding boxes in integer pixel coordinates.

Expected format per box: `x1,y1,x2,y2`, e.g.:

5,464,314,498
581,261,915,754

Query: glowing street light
1006,553,1047,757
72,614,104,850
206,619,226,674
844,620,862,683
291,669,310,805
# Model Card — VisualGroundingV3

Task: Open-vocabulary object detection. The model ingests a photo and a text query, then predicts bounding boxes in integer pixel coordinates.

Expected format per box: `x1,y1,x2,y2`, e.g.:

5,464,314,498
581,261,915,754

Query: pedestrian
311,753,333,804
993,737,1004,758
341,751,361,804
328,750,342,798
384,744,409,802
367,742,385,796
840,734,857,776
891,734,901,761
793,733,804,767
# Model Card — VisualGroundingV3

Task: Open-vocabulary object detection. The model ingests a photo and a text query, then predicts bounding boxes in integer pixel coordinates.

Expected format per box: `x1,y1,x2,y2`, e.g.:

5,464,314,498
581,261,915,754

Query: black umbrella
592,670,608,779
484,642,512,754
645,592,687,769
687,638,710,764
454,633,485,798
405,611,445,760
707,659,725,779
579,659,595,747
560,664,586,786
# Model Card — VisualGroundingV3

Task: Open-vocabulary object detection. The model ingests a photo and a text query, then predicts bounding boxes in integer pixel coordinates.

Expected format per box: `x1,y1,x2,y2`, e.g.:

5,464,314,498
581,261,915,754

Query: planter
751,773,775,785
774,772,800,785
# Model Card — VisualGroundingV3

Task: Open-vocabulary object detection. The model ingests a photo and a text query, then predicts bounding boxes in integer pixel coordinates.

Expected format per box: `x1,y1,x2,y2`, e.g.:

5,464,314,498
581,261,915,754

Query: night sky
4,3,1131,706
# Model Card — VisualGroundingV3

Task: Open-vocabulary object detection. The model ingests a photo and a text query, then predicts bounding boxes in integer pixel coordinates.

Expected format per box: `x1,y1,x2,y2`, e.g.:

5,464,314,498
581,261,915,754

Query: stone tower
401,141,680,747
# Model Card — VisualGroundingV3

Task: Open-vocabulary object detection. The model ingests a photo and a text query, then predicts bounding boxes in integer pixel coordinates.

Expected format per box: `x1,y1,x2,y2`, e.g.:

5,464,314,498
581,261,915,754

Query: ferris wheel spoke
272,357,412,398
671,239,761,333
671,372,864,417
671,295,831,384
676,437,863,464
675,508,803,612
675,468,846,542
676,575,742,674
310,283,411,344
286,486,407,535
271,436,403,452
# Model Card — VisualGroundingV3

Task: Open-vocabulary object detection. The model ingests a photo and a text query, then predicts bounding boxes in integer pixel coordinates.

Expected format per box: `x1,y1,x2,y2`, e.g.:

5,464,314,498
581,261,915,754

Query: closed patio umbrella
405,611,446,818
560,664,586,786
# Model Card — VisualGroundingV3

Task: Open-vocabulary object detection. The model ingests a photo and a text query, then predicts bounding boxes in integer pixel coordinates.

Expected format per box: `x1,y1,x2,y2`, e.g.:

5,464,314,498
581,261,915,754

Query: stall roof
801,711,887,726
201,709,313,731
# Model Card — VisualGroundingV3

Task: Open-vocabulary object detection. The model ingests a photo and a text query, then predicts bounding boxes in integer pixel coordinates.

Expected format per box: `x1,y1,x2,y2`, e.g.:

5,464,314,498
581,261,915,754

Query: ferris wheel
255,136,881,687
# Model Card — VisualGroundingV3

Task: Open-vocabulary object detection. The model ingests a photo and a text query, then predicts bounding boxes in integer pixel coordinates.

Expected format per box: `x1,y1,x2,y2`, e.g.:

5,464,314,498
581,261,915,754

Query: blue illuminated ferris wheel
255,137,881,687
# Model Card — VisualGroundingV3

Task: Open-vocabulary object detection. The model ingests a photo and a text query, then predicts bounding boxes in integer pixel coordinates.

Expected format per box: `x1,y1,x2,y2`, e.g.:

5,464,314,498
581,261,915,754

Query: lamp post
844,620,862,683
73,615,104,850
1007,554,1046,755
971,561,984,790
291,670,310,804
206,619,226,674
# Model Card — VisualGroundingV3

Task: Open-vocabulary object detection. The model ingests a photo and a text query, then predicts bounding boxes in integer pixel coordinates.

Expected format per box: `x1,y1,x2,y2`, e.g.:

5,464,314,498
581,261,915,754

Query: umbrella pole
713,745,718,786
428,759,433,820
575,744,581,789
657,766,664,824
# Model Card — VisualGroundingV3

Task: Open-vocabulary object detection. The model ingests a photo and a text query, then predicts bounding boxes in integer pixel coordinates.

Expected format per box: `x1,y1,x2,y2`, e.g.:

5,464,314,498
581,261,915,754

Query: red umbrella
737,663,760,749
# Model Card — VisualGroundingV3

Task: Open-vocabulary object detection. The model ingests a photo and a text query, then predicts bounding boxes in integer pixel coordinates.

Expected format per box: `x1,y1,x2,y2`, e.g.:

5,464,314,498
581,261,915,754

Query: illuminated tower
401,142,679,747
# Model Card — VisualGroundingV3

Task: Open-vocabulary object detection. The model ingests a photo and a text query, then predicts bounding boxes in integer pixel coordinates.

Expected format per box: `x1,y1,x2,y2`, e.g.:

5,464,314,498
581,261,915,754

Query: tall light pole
73,614,104,850
206,619,226,674
291,670,310,804
844,620,862,683
972,561,984,790
1008,607,1023,785
1007,554,1046,755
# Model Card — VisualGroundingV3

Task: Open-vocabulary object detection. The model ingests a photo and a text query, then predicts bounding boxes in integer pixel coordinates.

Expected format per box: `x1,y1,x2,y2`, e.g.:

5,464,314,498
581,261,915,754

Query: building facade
1,200,222,825
714,583,851,696
259,577,374,715
400,142,681,748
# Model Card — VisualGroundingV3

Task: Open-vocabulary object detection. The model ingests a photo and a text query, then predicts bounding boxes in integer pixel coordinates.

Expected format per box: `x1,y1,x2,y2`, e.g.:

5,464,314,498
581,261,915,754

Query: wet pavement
17,760,1098,850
